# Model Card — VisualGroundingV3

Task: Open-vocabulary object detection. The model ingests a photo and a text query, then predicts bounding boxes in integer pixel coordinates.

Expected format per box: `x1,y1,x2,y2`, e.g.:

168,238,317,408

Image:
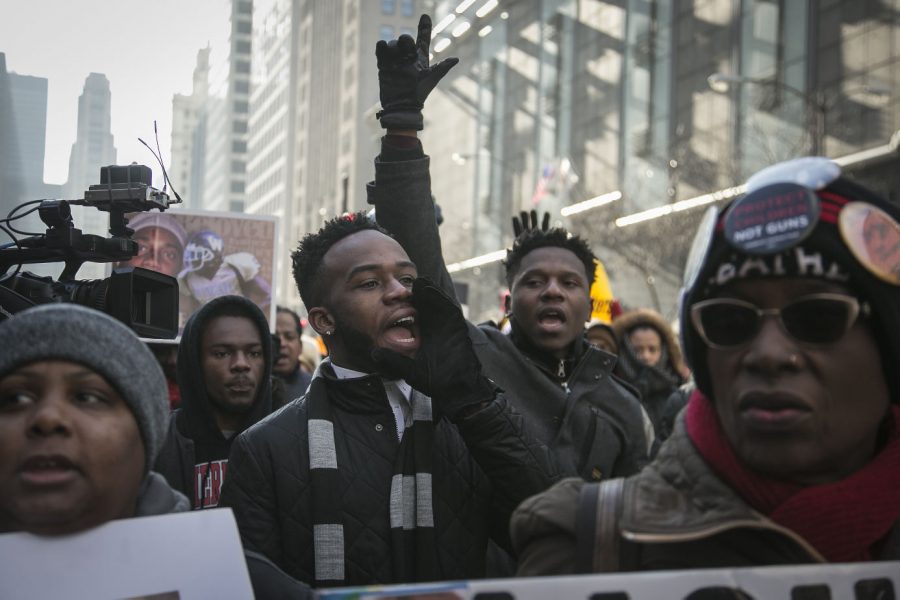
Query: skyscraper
244,0,421,307
245,0,298,306
64,72,117,279
7,71,48,201
0,53,24,221
64,73,117,201
201,0,253,213
170,47,211,209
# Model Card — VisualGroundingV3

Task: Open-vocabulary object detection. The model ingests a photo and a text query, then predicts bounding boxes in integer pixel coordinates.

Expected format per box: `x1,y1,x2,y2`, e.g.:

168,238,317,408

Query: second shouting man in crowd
369,17,649,483
155,295,274,509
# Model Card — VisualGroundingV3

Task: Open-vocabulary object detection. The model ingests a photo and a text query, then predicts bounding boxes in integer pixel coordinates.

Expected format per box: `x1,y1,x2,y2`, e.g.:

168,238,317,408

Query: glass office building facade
425,0,900,321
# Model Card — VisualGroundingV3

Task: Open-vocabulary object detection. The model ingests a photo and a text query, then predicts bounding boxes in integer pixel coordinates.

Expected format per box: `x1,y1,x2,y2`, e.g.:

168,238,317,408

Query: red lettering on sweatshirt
193,460,229,509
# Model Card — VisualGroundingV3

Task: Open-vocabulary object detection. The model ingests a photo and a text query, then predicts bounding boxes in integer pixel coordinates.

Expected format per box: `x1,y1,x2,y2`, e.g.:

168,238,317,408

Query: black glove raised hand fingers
375,39,390,69
397,33,417,62
376,13,457,131
429,56,459,81
415,14,432,60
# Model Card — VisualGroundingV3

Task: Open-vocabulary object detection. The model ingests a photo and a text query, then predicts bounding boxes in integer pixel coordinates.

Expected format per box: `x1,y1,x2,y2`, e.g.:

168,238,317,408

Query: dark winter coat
368,148,649,481
155,295,274,509
510,416,900,575
217,361,557,586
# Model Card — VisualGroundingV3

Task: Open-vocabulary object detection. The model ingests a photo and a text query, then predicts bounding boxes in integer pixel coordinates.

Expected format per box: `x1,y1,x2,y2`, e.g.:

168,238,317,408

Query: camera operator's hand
375,14,459,131
372,278,495,419
512,210,551,238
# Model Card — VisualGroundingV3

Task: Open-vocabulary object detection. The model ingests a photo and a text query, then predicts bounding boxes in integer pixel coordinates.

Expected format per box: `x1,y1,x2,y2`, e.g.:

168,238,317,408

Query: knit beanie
681,158,900,403
0,304,169,472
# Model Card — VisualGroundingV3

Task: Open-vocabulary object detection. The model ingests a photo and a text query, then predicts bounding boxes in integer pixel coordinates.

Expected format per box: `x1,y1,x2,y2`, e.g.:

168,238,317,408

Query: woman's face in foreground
0,360,145,535
706,278,890,486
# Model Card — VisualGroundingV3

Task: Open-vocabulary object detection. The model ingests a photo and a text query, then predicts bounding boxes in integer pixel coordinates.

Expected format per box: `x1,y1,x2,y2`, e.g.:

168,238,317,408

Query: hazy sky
1,0,229,188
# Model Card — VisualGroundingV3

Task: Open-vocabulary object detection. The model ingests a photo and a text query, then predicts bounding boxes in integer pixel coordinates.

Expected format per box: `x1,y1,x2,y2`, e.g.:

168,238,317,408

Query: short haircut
292,212,391,308
198,301,266,358
503,228,596,289
276,306,303,335
205,301,257,324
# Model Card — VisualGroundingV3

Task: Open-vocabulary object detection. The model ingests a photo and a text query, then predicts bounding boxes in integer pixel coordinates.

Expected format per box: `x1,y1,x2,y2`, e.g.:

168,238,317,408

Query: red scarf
685,389,900,562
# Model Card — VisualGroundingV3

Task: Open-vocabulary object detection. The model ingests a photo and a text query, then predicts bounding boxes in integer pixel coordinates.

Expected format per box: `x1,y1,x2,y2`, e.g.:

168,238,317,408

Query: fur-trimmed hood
612,308,689,378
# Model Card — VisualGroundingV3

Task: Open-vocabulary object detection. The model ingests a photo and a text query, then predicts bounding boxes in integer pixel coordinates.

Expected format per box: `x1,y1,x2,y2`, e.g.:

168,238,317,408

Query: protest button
724,182,820,255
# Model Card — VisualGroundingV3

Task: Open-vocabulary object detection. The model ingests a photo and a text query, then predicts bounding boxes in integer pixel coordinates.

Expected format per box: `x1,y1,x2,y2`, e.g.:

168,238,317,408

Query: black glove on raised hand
375,14,459,131
512,210,551,238
372,277,495,419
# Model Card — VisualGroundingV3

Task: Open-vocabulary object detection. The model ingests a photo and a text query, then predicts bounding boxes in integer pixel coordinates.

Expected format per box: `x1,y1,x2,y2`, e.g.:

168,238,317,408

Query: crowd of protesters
1,13,899,599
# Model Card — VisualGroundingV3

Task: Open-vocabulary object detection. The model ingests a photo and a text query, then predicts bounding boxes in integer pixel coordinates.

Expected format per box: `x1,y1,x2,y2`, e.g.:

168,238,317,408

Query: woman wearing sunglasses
511,157,900,573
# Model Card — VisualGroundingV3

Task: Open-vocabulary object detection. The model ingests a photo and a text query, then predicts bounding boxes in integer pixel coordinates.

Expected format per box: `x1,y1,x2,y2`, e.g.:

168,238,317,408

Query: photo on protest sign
111,210,277,336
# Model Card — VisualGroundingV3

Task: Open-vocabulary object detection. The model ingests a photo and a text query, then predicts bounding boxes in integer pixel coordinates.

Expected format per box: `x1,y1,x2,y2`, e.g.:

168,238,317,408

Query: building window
233,100,249,113
382,0,395,15
401,0,414,17
235,60,251,74
233,121,248,133
229,200,244,212
231,160,246,172
380,25,394,40
236,20,251,34
232,140,247,152
236,1,252,15
231,181,245,193
234,40,251,54
234,80,250,94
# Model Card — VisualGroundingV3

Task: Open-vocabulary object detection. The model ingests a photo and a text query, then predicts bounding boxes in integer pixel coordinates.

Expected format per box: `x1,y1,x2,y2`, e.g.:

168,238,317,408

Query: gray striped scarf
307,365,437,586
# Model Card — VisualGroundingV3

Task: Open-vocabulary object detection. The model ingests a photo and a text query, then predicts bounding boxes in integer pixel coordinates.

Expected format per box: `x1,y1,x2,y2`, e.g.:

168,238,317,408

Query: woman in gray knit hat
0,303,187,535
0,303,314,598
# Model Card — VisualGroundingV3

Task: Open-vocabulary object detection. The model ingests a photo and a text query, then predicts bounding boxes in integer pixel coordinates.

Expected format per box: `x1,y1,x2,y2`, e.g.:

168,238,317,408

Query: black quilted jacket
218,363,557,586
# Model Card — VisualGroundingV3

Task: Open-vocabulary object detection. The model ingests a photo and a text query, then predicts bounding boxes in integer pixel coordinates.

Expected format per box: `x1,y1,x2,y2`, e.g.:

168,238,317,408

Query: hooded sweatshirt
155,295,273,509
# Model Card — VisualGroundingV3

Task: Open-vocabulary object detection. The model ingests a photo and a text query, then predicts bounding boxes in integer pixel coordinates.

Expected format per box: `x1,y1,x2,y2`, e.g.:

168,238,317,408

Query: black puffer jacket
218,361,556,586
155,295,274,508
368,144,649,481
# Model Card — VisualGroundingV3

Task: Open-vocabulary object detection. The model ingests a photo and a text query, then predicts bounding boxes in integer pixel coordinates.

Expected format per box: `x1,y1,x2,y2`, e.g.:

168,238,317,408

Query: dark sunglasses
690,293,870,349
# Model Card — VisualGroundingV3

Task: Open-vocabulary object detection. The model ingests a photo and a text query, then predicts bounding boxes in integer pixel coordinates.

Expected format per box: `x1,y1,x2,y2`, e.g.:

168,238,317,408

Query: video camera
0,164,180,338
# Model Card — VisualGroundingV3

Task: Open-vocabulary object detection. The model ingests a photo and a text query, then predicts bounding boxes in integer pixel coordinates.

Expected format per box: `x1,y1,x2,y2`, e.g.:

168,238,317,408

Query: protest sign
318,562,900,599
113,209,278,336
0,509,253,600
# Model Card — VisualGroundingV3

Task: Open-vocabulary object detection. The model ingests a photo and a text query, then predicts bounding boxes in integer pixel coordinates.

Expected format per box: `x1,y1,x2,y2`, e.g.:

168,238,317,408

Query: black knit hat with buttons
681,168,900,404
